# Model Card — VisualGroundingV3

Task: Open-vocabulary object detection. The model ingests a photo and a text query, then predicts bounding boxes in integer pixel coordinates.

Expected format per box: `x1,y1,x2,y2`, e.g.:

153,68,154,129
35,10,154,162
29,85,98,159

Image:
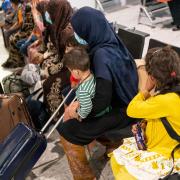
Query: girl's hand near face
144,75,156,92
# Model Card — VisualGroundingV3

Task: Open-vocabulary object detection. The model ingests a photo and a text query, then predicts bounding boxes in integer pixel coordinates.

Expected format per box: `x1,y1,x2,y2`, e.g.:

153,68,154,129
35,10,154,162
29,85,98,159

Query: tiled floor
0,1,180,179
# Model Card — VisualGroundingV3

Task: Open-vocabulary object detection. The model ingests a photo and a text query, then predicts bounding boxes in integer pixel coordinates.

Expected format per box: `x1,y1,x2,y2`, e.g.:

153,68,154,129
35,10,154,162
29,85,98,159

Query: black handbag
159,117,180,180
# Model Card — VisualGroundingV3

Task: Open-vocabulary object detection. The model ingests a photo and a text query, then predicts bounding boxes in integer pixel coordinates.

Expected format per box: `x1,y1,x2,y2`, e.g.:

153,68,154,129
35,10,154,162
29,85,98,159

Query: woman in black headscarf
57,7,138,179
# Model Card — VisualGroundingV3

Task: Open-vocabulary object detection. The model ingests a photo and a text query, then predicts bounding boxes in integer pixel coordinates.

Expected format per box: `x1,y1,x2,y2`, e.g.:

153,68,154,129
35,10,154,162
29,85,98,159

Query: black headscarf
71,7,138,106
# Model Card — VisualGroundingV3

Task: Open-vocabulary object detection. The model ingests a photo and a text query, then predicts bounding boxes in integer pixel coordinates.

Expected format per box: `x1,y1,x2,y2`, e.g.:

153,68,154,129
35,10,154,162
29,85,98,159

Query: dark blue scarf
71,7,138,106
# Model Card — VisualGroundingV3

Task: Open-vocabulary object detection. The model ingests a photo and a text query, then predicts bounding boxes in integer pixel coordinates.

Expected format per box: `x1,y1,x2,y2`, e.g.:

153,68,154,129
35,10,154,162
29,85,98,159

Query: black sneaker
172,25,180,31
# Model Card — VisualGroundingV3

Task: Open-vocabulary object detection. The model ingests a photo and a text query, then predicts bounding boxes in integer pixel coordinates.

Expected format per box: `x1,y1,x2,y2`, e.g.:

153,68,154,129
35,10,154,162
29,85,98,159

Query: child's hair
145,46,180,93
62,47,90,72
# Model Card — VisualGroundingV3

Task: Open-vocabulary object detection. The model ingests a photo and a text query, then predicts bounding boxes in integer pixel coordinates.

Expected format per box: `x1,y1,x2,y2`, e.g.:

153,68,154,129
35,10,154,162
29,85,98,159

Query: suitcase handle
46,96,77,138
40,89,74,134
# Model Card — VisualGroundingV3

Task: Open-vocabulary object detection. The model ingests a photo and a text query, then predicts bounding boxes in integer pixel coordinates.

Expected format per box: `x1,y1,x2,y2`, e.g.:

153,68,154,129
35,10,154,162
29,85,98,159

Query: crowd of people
0,0,180,179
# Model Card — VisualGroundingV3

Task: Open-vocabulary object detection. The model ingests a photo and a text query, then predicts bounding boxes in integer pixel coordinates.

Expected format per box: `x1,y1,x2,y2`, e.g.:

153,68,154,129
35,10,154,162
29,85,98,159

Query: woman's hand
63,101,80,122
63,107,71,121
68,101,80,119
29,40,38,49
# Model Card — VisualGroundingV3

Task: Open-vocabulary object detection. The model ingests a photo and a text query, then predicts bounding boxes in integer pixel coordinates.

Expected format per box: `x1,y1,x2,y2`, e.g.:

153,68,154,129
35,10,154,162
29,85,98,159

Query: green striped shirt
76,75,95,119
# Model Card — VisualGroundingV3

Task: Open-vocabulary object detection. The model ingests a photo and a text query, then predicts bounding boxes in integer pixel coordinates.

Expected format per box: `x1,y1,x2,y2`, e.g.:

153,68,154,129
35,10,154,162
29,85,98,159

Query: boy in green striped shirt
63,47,109,121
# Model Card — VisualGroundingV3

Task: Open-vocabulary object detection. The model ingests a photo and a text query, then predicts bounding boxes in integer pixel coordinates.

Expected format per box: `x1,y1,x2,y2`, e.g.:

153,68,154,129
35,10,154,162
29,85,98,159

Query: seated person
63,47,110,121
2,1,34,68
1,0,13,15
111,46,180,180
3,0,23,46
16,26,41,57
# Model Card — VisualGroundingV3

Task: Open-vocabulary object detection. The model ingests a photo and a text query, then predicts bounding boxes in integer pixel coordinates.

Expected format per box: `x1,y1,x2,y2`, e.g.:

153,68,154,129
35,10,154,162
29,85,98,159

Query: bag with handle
0,88,75,180
0,94,33,142
2,72,30,98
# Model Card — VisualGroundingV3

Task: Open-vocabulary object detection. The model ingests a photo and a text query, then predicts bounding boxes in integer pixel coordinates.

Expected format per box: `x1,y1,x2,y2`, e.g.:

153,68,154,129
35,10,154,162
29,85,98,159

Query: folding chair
138,0,169,27
95,0,121,12
148,38,180,55
117,24,149,59
95,0,105,12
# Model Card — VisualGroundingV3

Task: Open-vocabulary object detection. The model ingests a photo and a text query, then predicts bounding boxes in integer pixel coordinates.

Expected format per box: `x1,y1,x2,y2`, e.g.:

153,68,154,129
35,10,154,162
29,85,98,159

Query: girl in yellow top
111,46,180,180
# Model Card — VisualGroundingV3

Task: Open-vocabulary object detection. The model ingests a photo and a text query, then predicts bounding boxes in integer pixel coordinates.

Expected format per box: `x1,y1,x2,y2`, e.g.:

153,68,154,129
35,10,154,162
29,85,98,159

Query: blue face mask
74,32,88,45
45,11,52,24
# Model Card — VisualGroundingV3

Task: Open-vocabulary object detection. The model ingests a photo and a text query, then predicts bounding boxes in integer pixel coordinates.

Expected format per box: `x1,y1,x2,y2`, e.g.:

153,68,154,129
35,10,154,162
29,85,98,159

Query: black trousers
57,107,133,146
168,0,180,26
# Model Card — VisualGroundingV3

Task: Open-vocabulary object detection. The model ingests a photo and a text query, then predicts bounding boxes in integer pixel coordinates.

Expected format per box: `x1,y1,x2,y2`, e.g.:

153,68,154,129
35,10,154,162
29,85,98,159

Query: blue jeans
16,35,37,56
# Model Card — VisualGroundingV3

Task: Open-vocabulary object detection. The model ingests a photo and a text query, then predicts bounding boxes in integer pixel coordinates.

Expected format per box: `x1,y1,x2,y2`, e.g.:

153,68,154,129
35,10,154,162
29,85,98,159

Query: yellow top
127,92,180,158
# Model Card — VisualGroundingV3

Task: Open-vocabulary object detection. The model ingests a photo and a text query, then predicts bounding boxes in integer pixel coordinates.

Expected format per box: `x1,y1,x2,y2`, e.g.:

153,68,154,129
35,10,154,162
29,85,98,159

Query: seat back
141,0,167,12
148,39,180,55
117,25,149,59
141,0,153,5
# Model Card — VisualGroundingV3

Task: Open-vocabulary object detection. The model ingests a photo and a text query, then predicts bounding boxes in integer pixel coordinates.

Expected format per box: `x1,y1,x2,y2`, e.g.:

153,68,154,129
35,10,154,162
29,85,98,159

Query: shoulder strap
160,117,180,177
161,117,180,142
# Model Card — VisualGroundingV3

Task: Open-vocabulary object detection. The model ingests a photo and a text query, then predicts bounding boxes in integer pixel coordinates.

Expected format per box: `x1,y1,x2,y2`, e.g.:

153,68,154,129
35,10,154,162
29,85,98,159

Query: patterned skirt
3,13,34,68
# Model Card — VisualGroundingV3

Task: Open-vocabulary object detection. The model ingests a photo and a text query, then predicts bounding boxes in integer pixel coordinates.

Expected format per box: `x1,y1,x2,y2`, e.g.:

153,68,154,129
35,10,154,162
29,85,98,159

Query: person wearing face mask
45,0,73,59
35,0,74,119
56,7,138,180
28,0,49,53
1,0,13,15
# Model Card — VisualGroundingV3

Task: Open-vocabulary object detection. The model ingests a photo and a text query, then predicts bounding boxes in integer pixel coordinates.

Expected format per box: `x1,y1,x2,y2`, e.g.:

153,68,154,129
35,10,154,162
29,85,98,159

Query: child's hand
132,124,138,134
144,75,156,92
132,121,147,134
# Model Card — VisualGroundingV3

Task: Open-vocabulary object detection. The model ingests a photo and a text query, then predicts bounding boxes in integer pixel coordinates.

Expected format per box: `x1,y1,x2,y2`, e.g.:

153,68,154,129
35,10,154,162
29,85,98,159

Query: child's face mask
74,32,88,45
45,11,52,24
